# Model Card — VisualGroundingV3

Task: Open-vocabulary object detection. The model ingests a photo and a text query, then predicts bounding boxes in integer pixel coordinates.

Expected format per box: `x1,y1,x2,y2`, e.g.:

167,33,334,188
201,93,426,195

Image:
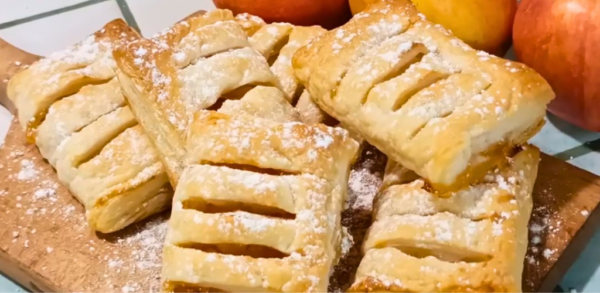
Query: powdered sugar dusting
17,159,39,181
329,145,386,291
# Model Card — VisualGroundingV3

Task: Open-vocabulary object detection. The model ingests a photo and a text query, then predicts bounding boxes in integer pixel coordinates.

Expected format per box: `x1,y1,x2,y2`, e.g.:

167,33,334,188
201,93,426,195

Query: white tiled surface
0,1,599,292
0,0,88,23
531,113,600,157
0,1,122,56
127,0,216,36
0,106,11,146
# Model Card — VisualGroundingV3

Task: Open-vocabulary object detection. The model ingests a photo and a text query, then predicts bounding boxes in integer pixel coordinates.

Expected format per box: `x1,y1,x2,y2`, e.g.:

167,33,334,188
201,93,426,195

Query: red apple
513,0,600,131
212,0,352,29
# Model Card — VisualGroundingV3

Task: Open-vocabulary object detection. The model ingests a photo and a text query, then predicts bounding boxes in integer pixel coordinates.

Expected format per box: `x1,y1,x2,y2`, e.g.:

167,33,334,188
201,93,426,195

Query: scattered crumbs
329,146,386,292
543,248,556,259
24,240,29,248
34,187,57,200
529,223,544,233
340,227,354,257
348,156,382,212
12,231,19,238
107,216,168,292
17,159,39,181
46,247,53,253
581,210,589,217
14,61,21,66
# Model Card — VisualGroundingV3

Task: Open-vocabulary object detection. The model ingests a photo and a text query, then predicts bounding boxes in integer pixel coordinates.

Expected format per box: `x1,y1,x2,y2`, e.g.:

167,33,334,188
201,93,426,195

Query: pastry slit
360,49,426,105
390,72,450,111
181,198,296,220
73,122,138,168
406,107,453,141
290,84,304,106
404,81,493,144
207,85,261,111
69,98,128,136
266,35,290,66
25,78,114,143
330,21,417,102
165,281,229,293
177,243,289,259
206,163,300,176
184,47,248,68
382,244,491,263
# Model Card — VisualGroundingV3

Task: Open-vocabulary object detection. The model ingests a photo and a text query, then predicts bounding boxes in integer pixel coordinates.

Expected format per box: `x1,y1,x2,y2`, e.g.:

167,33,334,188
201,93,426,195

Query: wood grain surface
0,38,40,114
1,32,600,292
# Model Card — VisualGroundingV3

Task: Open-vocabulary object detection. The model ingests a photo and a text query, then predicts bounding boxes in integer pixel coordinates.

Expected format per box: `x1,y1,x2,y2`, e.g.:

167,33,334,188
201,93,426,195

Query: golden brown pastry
7,20,171,233
349,145,538,292
293,0,554,192
249,23,326,103
113,11,360,292
234,12,267,36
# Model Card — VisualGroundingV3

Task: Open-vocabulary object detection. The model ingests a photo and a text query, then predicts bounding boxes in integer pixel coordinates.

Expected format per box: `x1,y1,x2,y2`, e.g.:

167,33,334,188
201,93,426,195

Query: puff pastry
293,0,554,192
7,20,171,233
113,11,360,292
350,145,538,292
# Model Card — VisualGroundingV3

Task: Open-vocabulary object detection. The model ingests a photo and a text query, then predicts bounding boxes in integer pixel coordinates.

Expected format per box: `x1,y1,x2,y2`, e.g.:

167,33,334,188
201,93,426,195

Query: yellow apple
349,0,375,14
349,0,517,56
411,0,517,55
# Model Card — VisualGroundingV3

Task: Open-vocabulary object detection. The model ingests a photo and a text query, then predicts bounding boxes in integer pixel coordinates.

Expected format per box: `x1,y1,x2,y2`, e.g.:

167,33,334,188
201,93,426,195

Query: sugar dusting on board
329,145,386,292
0,120,169,292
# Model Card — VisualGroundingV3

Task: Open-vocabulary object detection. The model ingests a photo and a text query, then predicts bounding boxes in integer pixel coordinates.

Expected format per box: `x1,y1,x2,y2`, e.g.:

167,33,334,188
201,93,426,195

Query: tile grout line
553,138,600,161
0,0,111,30
115,0,140,34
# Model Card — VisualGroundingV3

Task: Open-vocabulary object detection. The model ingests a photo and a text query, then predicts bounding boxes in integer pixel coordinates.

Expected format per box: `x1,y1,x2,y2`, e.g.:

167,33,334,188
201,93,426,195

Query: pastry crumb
543,248,556,259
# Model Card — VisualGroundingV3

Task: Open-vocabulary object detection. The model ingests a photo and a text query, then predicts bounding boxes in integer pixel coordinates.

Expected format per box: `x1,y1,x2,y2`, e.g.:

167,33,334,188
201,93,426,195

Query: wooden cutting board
1,38,600,293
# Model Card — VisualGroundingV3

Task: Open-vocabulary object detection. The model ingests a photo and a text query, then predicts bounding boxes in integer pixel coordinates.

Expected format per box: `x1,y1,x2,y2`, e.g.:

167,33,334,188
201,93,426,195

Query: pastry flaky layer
293,0,555,192
113,9,328,185
6,19,171,233
113,10,360,292
165,112,359,293
350,145,538,292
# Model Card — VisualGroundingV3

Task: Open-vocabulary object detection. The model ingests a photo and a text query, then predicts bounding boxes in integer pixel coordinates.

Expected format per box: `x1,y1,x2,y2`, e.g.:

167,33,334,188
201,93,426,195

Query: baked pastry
113,11,360,292
350,145,538,292
165,111,358,292
234,12,267,36
114,9,291,182
245,21,333,125
293,0,554,192
7,20,171,233
249,23,326,103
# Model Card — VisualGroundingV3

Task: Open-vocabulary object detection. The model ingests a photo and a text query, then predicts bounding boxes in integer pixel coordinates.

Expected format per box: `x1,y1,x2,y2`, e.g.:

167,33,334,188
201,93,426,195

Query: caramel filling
164,282,227,293
25,110,47,143
426,143,517,197
178,243,289,259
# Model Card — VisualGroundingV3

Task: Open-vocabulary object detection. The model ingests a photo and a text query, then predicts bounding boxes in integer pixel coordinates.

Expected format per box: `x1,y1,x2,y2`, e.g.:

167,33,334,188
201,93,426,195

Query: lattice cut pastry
234,12,267,36
244,21,333,125
164,112,358,292
7,20,170,233
349,145,539,292
293,0,555,192
114,11,360,292
114,9,296,183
